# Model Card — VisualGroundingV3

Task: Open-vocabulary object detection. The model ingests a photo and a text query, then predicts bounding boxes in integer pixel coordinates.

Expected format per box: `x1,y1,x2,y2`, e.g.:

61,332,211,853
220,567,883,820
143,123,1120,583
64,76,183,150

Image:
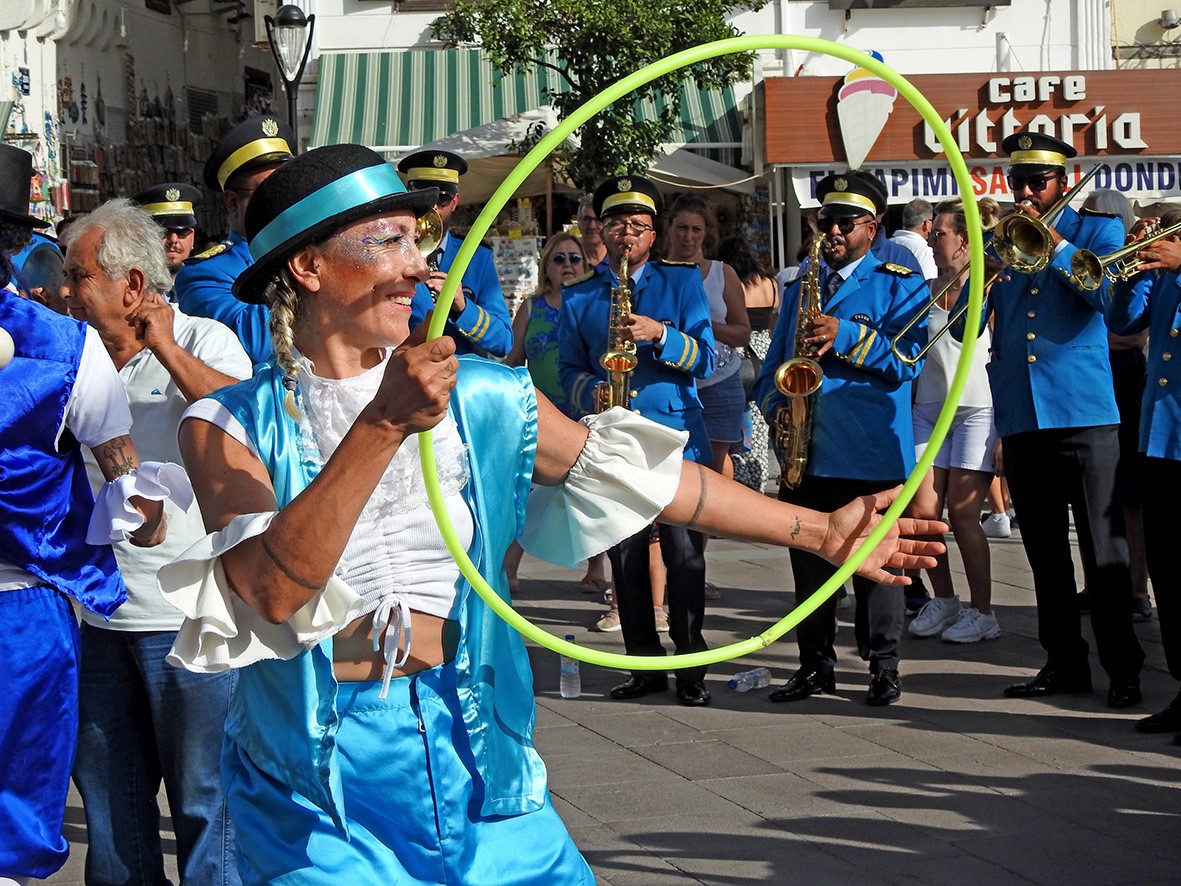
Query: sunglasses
166,227,194,237
1007,172,1058,193
551,252,584,266
817,215,874,236
603,219,655,235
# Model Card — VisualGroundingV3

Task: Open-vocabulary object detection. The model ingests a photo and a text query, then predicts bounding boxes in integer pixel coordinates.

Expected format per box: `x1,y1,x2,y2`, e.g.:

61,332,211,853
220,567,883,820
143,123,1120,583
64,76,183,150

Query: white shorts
912,401,998,473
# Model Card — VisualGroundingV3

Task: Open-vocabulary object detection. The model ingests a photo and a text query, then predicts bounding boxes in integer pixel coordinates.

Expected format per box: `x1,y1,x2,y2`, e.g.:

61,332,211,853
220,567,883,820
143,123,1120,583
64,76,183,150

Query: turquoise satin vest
0,291,126,616
209,356,544,830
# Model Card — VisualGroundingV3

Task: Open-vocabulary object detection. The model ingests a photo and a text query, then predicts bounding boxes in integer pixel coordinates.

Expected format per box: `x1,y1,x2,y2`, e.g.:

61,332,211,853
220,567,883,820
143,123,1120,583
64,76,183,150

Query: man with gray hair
61,198,250,886
890,197,938,281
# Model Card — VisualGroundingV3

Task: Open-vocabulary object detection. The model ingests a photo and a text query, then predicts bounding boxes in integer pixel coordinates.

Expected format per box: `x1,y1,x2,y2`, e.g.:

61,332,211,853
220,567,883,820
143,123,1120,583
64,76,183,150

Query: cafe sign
762,69,1181,203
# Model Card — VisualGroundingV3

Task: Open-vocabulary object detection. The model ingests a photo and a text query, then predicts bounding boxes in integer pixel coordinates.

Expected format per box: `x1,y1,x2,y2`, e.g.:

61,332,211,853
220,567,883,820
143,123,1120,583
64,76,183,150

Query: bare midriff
331,609,459,683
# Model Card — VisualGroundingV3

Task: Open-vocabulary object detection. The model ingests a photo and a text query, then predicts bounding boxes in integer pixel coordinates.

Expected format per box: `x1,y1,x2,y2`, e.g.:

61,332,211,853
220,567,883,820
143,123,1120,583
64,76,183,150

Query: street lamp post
264,4,315,143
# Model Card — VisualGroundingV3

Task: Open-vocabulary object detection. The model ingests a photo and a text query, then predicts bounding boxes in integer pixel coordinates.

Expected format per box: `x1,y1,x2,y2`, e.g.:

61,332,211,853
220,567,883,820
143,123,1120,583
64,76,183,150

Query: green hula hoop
421,34,985,669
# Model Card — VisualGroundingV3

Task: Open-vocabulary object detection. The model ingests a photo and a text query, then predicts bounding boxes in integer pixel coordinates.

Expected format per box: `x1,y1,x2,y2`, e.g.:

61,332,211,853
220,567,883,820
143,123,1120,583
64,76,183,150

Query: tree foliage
431,0,765,189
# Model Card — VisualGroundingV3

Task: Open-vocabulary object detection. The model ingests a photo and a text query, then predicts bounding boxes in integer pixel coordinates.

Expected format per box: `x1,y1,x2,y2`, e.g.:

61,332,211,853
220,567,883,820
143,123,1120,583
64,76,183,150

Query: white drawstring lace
372,596,412,701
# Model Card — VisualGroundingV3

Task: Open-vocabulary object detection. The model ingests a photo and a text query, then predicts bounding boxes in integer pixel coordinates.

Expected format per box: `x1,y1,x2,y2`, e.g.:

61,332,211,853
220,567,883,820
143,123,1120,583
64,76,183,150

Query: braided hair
261,268,304,420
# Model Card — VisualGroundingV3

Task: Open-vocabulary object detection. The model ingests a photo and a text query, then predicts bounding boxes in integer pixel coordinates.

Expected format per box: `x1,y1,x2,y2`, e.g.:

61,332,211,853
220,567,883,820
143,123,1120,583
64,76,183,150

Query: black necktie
823,271,841,307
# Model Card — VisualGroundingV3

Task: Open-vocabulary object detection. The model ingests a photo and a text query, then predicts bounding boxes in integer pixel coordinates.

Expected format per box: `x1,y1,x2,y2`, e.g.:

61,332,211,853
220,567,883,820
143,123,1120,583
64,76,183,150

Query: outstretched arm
532,394,943,584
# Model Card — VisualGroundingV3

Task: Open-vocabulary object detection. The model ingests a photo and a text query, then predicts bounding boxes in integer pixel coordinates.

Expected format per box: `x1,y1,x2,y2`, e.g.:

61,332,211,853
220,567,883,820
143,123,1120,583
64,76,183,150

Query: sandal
577,574,611,594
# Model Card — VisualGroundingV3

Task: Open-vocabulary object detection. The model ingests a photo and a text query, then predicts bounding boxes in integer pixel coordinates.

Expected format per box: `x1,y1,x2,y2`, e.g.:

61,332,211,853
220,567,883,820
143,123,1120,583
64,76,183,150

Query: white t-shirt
82,308,252,630
0,327,132,590
890,229,938,281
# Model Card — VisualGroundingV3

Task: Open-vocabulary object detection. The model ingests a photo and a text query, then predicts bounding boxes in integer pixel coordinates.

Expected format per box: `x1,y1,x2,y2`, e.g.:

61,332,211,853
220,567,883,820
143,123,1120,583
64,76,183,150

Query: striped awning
0,102,13,136
310,49,742,164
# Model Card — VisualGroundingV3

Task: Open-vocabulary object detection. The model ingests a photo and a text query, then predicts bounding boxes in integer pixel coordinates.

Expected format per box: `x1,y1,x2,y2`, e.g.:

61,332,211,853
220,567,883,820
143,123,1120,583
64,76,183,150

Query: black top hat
397,150,468,195
816,170,887,217
203,115,296,192
1002,130,1076,173
592,175,663,220
233,143,440,303
133,182,201,231
0,144,50,229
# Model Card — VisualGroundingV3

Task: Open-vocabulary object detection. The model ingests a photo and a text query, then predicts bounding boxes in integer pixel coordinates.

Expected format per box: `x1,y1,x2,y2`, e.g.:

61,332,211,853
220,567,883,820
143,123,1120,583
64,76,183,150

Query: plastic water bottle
727,667,772,692
559,634,581,699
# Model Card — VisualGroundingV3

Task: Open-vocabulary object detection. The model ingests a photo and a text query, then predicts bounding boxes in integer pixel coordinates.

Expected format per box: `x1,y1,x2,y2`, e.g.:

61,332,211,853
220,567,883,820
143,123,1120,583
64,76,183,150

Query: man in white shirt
890,198,938,281
62,199,251,886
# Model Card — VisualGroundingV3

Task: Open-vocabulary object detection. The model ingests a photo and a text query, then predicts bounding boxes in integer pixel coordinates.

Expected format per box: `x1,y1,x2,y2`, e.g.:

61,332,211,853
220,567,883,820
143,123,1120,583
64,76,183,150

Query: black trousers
1143,457,1181,681
608,523,708,684
1003,425,1144,681
779,476,906,674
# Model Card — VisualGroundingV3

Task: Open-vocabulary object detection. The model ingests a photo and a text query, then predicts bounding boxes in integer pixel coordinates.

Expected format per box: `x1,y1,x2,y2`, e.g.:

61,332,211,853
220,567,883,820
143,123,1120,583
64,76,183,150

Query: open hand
819,486,946,585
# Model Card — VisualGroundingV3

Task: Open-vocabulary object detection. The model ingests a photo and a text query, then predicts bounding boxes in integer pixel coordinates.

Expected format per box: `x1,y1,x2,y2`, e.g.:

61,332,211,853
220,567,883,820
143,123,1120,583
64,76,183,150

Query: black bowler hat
133,182,201,231
203,115,296,192
816,170,887,217
0,144,50,228
592,174,663,220
397,150,468,195
1002,130,1076,174
233,143,440,303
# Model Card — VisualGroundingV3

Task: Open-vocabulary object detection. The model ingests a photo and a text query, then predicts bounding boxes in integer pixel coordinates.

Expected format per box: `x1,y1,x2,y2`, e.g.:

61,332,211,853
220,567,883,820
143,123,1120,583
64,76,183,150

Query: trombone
1069,220,1181,291
890,162,1105,366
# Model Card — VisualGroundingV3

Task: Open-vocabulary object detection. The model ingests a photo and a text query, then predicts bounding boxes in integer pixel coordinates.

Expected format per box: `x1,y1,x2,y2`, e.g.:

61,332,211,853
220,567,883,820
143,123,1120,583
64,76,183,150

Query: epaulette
657,259,699,268
563,270,596,287
189,240,230,262
879,262,914,276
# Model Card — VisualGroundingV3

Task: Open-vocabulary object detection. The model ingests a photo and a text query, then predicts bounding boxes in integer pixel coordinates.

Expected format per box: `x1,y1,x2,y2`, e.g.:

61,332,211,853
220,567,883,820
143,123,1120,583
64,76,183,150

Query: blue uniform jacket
175,230,272,366
559,260,716,464
1108,269,1181,460
754,252,929,481
410,233,513,358
952,206,1123,437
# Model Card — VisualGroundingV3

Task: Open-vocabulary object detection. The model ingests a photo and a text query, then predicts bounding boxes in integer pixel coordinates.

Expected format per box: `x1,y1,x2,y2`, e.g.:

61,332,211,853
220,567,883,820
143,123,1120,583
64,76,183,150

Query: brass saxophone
594,246,638,411
772,236,825,488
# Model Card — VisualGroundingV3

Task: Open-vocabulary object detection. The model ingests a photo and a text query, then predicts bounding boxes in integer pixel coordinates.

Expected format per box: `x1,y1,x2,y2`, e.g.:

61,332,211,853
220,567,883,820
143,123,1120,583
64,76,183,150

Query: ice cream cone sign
837,50,898,170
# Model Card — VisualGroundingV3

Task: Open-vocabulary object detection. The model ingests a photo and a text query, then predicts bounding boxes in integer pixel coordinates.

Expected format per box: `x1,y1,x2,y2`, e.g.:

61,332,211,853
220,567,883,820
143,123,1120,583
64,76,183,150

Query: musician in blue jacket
559,174,717,706
953,131,1143,706
175,116,294,365
1106,212,1181,738
755,170,930,707
399,151,512,358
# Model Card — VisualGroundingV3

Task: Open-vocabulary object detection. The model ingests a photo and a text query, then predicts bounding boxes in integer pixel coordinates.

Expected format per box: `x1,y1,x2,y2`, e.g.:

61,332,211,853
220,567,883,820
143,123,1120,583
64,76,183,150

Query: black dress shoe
1107,677,1142,709
768,667,836,702
866,668,902,706
1003,666,1092,699
609,674,669,700
676,680,712,707
1135,696,1181,732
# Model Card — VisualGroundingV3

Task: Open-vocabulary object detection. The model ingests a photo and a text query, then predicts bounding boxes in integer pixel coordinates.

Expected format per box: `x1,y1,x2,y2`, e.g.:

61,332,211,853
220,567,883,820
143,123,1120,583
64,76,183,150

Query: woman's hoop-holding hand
366,319,458,440
819,486,946,585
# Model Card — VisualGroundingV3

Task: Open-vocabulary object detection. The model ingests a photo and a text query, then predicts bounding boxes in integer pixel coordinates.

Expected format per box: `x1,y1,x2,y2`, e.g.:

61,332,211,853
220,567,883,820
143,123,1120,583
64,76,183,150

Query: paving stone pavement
47,520,1180,885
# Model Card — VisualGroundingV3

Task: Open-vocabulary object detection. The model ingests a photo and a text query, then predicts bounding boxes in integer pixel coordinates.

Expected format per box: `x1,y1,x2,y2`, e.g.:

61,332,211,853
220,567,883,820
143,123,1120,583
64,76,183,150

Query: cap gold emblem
1018,135,1033,150
165,187,180,202
261,118,280,137
618,178,632,192
433,154,448,168
834,177,848,191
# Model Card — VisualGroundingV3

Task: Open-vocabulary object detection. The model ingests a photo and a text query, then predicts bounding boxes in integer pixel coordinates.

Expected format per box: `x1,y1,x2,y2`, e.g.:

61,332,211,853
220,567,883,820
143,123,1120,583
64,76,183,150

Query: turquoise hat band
249,164,409,263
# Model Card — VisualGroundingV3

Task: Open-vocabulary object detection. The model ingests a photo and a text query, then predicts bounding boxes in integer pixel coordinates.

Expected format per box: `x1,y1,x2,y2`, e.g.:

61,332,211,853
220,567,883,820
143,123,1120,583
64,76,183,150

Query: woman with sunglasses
159,144,944,884
505,232,609,595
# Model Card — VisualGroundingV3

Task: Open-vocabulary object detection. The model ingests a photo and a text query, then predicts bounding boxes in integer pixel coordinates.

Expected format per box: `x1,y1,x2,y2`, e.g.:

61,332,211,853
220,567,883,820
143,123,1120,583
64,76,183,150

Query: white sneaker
941,607,1002,643
908,596,962,637
982,513,1011,538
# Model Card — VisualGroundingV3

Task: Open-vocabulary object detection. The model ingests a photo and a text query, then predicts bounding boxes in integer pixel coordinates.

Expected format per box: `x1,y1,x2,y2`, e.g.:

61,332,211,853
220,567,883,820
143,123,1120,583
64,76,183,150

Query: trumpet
417,209,445,267
889,163,1104,365
1069,219,1181,291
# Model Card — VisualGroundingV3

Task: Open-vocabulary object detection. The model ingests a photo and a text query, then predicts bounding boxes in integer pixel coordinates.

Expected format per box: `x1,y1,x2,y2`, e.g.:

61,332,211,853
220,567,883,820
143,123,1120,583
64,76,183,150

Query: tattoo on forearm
790,515,802,541
260,532,325,591
687,463,708,528
98,437,136,478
